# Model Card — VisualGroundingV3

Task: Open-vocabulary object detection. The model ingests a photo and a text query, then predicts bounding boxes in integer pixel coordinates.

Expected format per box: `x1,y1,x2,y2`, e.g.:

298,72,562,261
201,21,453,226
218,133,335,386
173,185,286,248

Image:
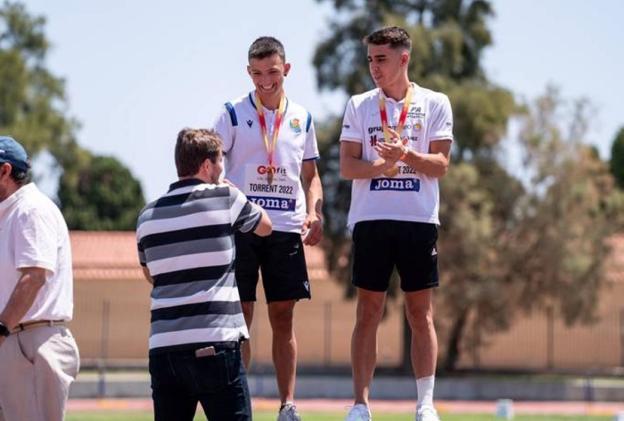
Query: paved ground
68,398,624,416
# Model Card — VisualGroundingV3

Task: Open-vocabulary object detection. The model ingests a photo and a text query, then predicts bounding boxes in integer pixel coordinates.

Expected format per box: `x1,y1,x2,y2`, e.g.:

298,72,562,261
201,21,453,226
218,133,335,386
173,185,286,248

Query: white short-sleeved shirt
0,183,73,322
214,91,320,233
340,83,453,227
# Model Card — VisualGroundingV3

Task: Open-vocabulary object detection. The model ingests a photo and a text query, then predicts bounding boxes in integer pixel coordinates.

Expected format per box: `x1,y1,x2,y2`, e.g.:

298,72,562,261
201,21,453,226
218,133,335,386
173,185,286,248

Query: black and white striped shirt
136,178,261,355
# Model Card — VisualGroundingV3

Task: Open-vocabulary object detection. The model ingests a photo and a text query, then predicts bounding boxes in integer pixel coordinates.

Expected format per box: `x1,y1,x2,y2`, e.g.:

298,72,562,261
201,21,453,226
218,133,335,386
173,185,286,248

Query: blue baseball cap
0,136,30,171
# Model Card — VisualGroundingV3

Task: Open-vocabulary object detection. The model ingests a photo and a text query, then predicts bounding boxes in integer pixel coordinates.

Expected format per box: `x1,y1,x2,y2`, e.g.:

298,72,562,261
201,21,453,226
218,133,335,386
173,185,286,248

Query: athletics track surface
67,398,624,416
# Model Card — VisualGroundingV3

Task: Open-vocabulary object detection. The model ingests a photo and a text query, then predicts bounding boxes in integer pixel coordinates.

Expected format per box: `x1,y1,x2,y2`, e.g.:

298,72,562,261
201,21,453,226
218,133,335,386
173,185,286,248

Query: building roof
70,231,624,283
71,231,143,280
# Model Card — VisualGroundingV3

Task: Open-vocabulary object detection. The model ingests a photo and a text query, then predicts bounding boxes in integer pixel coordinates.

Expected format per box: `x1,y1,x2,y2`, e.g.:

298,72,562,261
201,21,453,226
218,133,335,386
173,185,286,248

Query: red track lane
67,398,624,416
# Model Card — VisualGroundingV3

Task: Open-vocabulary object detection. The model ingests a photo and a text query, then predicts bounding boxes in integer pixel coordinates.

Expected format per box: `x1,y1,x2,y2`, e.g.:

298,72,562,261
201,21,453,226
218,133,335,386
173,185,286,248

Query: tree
0,1,145,228
509,91,620,321
0,1,80,165
436,158,524,371
313,0,495,96
57,154,145,230
610,127,624,189
313,0,517,371
440,89,623,370
312,1,619,372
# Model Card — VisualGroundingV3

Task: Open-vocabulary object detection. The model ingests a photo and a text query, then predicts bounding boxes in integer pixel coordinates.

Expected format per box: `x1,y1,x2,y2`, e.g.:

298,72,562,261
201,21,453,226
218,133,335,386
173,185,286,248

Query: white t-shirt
214,91,320,233
0,183,73,322
340,83,453,227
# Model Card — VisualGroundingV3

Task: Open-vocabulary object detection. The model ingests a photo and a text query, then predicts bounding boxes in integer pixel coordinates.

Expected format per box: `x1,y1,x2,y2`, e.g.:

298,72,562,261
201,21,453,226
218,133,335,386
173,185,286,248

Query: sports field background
65,411,611,421
70,233,624,373
65,398,624,420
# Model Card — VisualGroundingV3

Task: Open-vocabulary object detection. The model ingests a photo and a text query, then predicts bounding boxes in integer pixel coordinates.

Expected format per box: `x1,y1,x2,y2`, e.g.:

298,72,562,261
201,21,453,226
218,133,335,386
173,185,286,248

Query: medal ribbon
254,92,286,169
379,85,413,143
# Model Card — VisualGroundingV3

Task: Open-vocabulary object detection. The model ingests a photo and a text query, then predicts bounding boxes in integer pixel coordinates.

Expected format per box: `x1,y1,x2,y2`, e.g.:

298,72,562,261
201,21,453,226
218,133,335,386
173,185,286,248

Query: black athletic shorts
351,220,439,292
234,231,311,303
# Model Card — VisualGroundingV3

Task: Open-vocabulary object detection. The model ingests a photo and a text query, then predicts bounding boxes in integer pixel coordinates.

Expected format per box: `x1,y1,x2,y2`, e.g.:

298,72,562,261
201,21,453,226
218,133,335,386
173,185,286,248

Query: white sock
416,375,435,408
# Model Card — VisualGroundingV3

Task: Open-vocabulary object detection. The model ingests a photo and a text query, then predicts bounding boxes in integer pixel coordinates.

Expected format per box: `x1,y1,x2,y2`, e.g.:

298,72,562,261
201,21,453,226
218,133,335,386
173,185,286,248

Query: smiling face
367,43,409,90
247,53,290,106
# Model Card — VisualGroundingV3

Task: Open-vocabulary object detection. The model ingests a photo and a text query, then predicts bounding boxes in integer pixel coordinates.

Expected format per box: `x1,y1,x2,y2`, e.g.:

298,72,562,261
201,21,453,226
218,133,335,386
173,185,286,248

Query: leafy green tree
436,158,524,370
57,154,145,230
313,0,495,95
313,0,517,371
0,1,80,165
313,1,619,372
610,127,624,189
516,91,619,312
0,1,145,229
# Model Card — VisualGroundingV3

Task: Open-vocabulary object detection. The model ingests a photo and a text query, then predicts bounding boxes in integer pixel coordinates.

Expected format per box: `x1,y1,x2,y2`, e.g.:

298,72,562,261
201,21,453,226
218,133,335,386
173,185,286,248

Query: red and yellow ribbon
254,92,286,174
379,85,413,177
379,85,413,143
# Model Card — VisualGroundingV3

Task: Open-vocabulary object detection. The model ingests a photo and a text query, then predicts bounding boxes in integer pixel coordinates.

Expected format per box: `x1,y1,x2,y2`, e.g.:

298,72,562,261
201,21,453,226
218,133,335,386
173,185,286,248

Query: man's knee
356,297,385,328
405,303,434,333
268,301,295,332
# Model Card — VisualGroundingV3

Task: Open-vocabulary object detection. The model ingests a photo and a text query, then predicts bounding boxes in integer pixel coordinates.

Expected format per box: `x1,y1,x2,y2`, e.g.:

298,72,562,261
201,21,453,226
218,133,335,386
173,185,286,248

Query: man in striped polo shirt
136,128,272,421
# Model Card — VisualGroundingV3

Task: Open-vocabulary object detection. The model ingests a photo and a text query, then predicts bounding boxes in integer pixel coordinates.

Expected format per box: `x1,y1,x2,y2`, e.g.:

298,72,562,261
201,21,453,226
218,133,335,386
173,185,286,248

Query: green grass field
65,411,612,421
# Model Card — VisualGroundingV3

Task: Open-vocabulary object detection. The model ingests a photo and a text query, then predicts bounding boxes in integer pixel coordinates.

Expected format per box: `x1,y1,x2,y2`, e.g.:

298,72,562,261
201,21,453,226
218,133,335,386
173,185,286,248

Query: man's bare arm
0,267,47,329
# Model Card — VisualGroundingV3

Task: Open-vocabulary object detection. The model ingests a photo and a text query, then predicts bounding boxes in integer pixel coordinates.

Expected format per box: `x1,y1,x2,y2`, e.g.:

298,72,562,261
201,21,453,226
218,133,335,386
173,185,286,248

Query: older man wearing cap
0,136,80,421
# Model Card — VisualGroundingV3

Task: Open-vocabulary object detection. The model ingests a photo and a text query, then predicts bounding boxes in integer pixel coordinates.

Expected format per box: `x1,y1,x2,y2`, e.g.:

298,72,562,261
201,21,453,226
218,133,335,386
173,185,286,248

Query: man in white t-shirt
340,27,453,421
214,36,323,421
0,136,80,421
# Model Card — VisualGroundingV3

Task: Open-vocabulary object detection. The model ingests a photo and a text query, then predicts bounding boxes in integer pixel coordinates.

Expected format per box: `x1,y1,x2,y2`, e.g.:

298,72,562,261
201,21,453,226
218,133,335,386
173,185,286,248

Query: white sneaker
416,406,440,421
277,402,302,421
345,403,372,421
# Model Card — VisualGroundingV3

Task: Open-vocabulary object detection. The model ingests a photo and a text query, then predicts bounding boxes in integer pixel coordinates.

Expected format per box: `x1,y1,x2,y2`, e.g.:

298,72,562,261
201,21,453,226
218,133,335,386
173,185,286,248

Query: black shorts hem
235,231,310,303
266,293,311,304
351,280,387,293
351,220,439,293
402,282,439,292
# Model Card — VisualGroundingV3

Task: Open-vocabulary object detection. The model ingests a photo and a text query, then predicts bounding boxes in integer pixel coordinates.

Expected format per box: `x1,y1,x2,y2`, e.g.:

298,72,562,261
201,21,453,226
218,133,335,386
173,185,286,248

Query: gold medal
254,93,285,188
379,86,413,177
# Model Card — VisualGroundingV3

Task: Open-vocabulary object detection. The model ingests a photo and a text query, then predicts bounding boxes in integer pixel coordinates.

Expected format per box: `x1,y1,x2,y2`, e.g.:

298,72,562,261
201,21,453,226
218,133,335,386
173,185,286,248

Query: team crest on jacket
289,118,302,134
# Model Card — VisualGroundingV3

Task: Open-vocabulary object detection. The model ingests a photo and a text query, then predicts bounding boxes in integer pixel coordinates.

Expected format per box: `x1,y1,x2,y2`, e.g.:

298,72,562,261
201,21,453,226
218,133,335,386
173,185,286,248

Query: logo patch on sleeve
289,118,302,134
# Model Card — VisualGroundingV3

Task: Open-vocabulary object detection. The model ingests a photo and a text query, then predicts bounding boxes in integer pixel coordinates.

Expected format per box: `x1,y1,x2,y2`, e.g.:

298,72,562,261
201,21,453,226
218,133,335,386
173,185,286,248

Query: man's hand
375,127,406,163
222,178,237,188
372,157,396,172
302,214,323,246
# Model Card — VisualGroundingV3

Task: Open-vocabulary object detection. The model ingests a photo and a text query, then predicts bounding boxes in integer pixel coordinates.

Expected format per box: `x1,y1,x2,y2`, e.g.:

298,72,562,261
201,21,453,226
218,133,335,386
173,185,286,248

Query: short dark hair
0,161,31,186
175,128,222,177
248,36,286,62
364,26,412,51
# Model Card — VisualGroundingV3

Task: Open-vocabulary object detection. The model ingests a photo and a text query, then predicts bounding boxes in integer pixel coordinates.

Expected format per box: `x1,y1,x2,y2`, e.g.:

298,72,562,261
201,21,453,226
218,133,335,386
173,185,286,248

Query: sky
21,0,624,201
